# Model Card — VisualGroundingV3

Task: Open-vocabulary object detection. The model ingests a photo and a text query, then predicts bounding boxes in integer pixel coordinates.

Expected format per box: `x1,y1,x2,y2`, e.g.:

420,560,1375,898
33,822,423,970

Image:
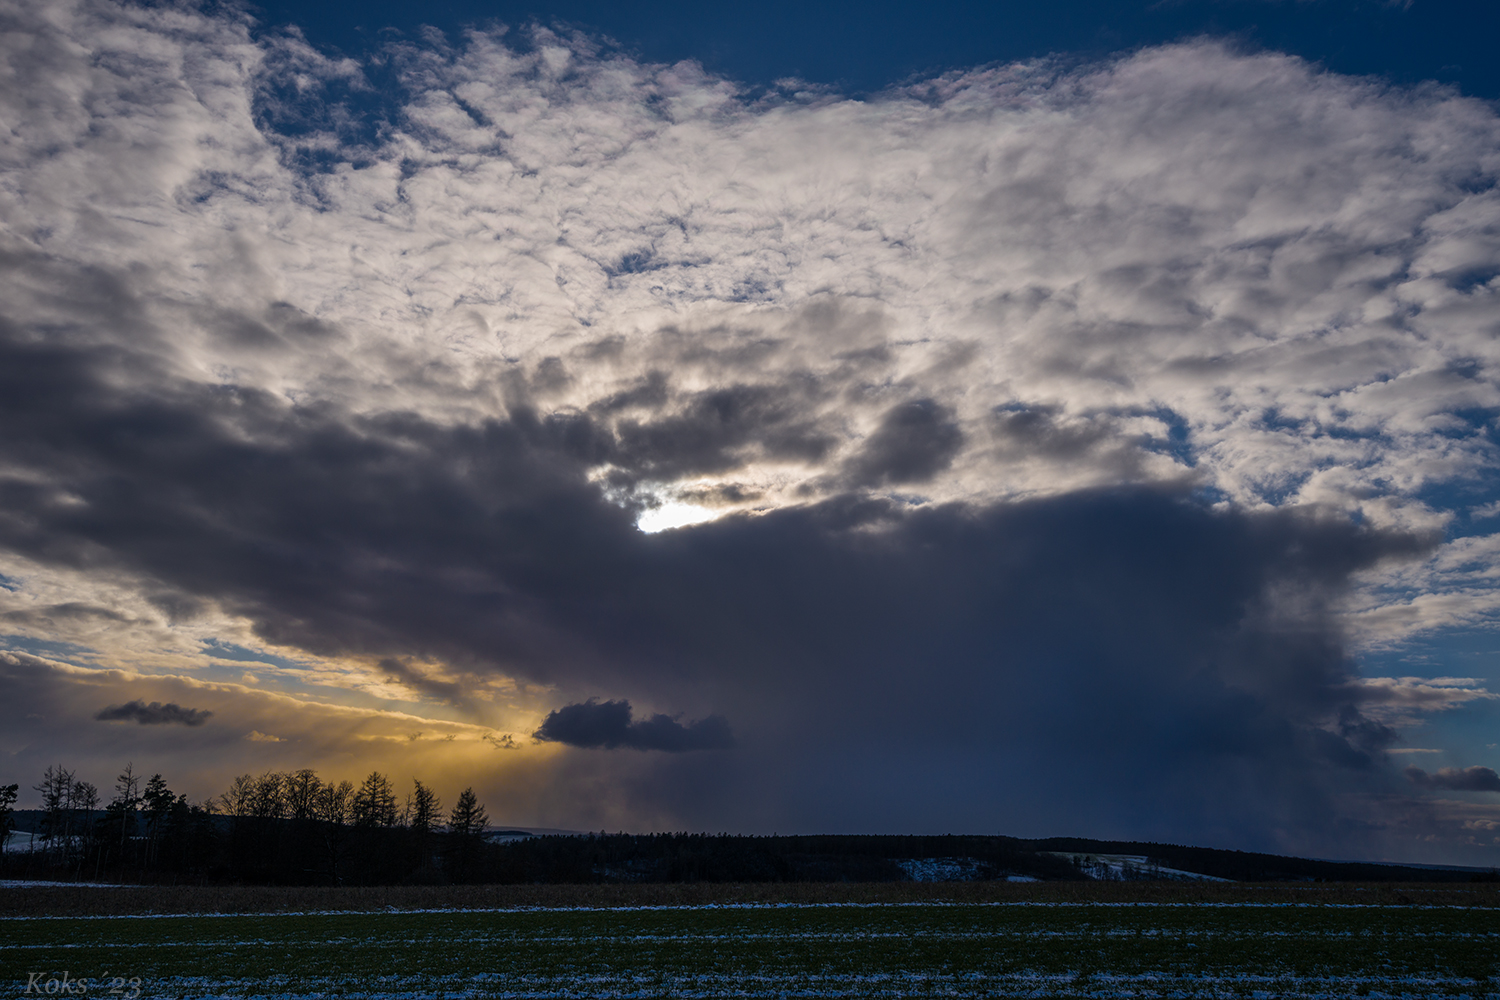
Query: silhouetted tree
284,769,321,822
68,780,98,876
142,773,172,868
407,780,441,835
446,787,487,882
448,788,487,837
220,774,255,820
352,771,397,828
315,779,353,826
111,763,141,858
402,779,443,882
314,778,354,884
33,765,82,864
250,771,287,820
0,783,18,859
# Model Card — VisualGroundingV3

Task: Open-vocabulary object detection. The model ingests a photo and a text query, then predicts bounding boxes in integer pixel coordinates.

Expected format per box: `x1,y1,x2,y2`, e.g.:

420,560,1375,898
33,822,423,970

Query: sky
2,0,1499,865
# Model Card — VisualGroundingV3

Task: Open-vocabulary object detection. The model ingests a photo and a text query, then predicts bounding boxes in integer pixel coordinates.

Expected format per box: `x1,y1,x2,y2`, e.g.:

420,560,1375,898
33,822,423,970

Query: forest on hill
2,765,1493,886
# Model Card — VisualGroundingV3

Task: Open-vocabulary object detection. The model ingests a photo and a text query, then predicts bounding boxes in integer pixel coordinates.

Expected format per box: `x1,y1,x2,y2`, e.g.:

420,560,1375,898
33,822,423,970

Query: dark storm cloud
0,249,1445,846
843,399,964,487
95,700,213,726
610,382,836,481
508,348,851,490
1406,766,1500,792
534,699,735,752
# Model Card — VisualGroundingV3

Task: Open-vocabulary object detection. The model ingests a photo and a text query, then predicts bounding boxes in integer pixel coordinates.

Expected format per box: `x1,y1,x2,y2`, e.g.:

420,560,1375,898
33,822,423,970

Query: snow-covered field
1043,853,1235,882
2,831,37,853
3,901,1495,998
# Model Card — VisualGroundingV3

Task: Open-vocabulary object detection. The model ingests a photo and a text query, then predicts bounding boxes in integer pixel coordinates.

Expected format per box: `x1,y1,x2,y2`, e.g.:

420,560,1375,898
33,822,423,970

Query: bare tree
220,774,255,820
284,769,322,822
69,779,98,873
314,780,353,826
250,771,287,821
33,765,75,863
314,779,354,885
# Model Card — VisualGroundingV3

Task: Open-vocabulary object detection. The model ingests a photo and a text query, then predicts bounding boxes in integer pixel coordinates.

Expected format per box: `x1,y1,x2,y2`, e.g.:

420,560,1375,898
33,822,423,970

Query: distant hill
7,811,1495,884
484,832,1499,884
1022,837,1496,883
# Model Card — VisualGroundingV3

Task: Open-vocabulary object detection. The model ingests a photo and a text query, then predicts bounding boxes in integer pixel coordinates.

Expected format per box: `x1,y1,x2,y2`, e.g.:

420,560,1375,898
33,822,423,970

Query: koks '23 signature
22,973,141,997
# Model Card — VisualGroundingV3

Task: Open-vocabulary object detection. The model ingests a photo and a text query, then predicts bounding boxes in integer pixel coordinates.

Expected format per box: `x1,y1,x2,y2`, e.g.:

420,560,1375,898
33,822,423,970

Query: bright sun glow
636,502,722,533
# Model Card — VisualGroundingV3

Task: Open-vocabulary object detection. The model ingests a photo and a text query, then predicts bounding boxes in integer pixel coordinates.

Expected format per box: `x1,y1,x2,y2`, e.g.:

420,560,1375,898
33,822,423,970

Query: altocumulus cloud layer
2,0,1500,860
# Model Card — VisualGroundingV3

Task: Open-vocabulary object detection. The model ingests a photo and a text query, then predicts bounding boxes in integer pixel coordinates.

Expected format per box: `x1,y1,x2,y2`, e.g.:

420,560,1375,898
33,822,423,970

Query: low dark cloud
535,699,735,752
95,700,213,726
991,404,1112,460
610,382,836,482
843,399,964,487
1406,766,1500,792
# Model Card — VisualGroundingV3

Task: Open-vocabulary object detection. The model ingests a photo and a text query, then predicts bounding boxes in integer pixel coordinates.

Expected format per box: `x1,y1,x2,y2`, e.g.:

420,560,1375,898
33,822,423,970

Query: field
4,884,1499,998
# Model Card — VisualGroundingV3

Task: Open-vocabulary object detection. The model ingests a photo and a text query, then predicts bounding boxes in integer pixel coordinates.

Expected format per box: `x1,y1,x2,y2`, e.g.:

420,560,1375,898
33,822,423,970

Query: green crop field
4,900,1499,998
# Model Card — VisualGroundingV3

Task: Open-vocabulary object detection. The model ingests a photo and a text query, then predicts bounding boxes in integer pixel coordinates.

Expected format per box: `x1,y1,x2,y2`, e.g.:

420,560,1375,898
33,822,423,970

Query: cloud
244,730,282,742
376,657,469,706
1405,766,1500,792
95,700,213,727
0,0,1497,859
0,651,555,811
5,2,1497,539
841,400,965,488
1333,676,1499,725
534,700,735,752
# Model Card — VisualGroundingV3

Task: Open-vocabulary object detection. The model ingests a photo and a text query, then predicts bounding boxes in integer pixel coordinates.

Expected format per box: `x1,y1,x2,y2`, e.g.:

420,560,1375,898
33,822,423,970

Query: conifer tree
112,763,141,853
142,774,172,867
352,771,397,827
0,782,18,853
407,780,441,835
448,787,488,838
446,787,488,881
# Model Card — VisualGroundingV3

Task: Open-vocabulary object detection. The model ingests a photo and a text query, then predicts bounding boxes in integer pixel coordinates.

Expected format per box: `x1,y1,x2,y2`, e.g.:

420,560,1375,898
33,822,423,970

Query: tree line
2,761,1085,885
1,763,1081,885
11,765,1488,886
0,764,489,885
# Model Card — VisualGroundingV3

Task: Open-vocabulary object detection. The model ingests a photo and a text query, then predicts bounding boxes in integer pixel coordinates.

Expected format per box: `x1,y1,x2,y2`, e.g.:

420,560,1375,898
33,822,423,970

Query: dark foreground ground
5,885,1499,999
3,878,1497,915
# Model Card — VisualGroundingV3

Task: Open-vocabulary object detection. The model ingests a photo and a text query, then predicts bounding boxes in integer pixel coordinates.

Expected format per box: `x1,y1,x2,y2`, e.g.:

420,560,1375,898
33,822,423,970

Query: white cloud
2,0,1499,733
1345,533,1500,645
1338,675,1499,725
5,4,1497,514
